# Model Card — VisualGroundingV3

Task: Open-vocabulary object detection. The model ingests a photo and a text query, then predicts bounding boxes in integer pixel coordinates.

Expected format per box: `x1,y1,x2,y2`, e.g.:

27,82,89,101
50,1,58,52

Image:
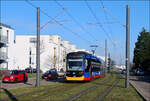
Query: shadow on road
1,88,18,101
24,82,32,85
43,77,86,84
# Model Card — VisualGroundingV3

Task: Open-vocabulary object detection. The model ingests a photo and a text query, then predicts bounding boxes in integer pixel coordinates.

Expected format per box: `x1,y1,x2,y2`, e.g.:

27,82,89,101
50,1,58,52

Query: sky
1,0,149,65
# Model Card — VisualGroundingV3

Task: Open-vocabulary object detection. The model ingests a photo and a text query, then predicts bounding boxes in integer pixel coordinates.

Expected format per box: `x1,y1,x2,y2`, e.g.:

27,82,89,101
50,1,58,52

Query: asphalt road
130,75,150,101
0,77,66,90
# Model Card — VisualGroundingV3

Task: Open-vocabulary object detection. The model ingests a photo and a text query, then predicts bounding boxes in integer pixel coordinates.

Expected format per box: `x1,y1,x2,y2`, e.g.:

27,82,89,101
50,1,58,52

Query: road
0,77,65,90
130,75,150,101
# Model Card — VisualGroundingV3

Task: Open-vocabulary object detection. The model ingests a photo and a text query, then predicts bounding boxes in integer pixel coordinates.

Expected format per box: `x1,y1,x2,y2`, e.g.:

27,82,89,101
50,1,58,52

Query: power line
25,0,92,44
99,0,116,48
100,0,113,38
84,0,112,41
40,8,66,30
100,5,126,28
54,0,99,43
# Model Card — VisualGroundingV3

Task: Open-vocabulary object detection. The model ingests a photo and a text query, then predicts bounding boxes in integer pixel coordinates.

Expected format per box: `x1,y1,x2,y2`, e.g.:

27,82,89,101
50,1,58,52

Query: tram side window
85,60,90,72
91,61,101,72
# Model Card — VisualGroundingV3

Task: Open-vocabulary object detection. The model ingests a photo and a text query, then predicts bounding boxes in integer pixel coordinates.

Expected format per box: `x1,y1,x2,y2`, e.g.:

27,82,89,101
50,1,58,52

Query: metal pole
36,7,40,87
105,40,107,75
108,53,110,73
125,5,130,88
29,47,32,73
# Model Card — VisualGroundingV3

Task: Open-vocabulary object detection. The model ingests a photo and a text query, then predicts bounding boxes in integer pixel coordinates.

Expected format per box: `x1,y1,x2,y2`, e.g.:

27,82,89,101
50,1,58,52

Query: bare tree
44,55,54,70
33,39,45,54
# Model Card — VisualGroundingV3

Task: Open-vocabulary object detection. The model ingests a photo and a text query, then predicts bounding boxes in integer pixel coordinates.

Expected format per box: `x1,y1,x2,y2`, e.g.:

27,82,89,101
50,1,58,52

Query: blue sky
1,0,149,65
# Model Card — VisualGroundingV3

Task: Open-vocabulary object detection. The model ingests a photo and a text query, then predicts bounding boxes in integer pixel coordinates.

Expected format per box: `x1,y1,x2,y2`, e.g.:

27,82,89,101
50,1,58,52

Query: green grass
0,82,61,100
27,73,37,78
102,76,144,101
75,72,117,101
43,73,112,101
0,73,111,101
0,72,144,101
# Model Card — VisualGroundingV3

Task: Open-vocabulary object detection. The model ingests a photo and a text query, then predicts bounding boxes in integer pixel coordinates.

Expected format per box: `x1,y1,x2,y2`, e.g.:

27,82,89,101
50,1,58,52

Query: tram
66,51,105,81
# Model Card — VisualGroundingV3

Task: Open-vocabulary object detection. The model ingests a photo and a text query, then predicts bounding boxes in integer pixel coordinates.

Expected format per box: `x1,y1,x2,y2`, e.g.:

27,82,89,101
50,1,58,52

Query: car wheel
24,77,28,83
56,76,58,79
15,78,18,83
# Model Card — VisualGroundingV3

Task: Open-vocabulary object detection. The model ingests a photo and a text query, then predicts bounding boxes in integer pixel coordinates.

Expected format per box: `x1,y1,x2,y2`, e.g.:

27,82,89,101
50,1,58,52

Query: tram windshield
67,59,83,71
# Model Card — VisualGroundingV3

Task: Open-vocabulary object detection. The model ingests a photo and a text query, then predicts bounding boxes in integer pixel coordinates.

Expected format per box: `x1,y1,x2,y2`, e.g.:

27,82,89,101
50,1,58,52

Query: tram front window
68,59,83,71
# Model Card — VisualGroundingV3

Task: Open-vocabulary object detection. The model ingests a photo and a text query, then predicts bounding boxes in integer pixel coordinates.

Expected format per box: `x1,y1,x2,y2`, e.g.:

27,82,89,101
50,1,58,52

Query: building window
0,27,2,36
7,30,9,43
49,37,52,43
30,38,36,43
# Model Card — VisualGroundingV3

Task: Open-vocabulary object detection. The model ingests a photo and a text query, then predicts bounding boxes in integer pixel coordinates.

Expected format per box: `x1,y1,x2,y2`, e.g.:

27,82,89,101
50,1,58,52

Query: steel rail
31,82,85,101
96,73,120,101
65,73,113,101
0,83,62,101
31,73,113,101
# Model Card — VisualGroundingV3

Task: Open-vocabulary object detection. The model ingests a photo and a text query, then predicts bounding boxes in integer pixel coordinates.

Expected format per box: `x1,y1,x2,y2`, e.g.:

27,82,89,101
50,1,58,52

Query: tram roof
67,51,104,63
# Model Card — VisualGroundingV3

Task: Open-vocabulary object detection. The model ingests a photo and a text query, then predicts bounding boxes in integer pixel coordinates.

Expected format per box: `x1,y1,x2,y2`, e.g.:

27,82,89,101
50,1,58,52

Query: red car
2,70,28,83
42,69,58,80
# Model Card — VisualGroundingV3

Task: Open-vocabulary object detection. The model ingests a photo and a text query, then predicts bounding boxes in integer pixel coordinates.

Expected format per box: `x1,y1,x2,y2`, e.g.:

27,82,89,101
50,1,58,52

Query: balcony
0,35,8,44
0,51,8,60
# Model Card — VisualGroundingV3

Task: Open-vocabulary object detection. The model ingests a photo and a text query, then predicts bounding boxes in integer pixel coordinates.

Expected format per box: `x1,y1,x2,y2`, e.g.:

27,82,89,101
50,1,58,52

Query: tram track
0,82,83,101
96,73,120,101
65,72,119,101
0,83,62,101
31,82,85,101
65,73,113,101
22,74,113,101
25,73,112,101
0,73,114,101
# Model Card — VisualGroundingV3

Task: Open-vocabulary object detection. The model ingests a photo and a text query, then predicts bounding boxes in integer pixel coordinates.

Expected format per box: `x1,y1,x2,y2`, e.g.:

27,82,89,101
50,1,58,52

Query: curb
129,81,148,101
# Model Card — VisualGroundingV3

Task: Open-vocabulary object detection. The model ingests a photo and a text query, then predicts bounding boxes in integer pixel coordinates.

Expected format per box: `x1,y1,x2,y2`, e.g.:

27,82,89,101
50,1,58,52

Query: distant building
0,23,15,70
14,35,79,72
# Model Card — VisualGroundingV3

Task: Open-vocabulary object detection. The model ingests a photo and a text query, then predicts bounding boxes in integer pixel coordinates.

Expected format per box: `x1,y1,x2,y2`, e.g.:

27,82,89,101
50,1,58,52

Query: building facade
14,35,78,72
0,23,15,70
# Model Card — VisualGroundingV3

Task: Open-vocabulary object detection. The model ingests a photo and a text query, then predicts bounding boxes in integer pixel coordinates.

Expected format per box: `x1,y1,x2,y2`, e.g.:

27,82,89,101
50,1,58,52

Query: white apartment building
0,23,15,70
14,35,78,72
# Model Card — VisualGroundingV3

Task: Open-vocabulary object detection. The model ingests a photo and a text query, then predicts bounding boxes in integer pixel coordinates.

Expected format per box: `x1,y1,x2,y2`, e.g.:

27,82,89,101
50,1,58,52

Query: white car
136,70,144,76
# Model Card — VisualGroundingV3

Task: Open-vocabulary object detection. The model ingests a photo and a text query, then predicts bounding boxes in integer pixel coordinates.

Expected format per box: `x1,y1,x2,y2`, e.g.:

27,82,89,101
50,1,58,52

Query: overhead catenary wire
54,0,99,43
84,0,112,41
40,8,66,30
99,0,116,48
100,0,113,38
100,3,126,28
25,0,92,44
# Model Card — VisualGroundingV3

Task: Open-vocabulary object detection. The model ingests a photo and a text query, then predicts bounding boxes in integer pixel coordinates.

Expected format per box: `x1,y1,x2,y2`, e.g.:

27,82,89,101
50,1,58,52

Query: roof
0,23,14,30
67,51,104,63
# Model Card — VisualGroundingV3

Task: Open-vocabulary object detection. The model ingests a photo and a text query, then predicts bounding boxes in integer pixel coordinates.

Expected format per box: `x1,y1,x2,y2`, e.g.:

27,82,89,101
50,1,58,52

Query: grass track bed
42,73,112,101
102,76,144,101
74,73,117,101
0,73,111,101
1,72,143,101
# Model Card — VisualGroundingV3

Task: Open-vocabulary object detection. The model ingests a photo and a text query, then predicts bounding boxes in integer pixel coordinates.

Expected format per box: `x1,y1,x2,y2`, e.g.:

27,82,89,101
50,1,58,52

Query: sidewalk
129,76,150,101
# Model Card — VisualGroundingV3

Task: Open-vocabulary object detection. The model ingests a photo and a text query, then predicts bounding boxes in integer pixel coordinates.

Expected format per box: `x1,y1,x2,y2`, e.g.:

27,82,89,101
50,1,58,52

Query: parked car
42,69,58,80
2,70,28,83
121,69,126,74
57,68,65,78
57,71,65,78
136,69,144,76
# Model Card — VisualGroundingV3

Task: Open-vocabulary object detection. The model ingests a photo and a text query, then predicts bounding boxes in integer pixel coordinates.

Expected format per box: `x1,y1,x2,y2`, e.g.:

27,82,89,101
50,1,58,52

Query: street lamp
90,45,98,55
